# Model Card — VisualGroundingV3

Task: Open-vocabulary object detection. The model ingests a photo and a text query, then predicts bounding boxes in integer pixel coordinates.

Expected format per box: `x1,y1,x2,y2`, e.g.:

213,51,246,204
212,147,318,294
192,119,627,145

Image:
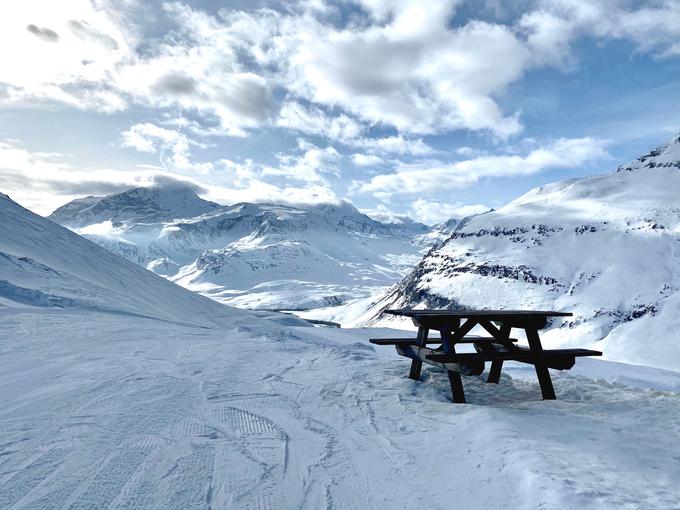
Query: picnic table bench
370,309,602,403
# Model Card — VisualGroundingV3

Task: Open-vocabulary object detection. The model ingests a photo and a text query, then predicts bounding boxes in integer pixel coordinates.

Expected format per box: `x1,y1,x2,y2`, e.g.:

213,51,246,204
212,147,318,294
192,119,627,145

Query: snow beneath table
1,309,679,509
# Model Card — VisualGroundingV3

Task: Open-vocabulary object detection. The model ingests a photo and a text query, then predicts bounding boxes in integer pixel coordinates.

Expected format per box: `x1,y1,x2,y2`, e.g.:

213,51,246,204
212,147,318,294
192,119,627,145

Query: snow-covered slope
3,307,680,508
50,191,427,312
0,192,236,327
364,134,680,370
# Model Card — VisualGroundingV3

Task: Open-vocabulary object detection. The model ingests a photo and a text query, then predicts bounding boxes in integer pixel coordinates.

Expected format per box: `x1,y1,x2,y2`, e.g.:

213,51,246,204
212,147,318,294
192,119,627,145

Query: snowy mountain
363,134,680,370
49,184,220,228
49,190,428,311
0,192,236,327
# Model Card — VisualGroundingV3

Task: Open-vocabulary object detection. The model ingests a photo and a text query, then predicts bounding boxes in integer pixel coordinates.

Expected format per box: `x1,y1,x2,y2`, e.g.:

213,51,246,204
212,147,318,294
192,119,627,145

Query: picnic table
370,309,602,403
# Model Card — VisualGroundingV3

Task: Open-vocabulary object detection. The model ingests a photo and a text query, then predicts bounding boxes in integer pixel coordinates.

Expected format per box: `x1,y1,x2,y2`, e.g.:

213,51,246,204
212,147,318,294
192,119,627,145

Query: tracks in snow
6,312,678,508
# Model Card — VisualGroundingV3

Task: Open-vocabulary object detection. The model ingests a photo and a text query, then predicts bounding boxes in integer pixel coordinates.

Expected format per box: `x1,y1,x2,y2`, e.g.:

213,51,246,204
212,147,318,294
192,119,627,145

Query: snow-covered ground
2,309,680,509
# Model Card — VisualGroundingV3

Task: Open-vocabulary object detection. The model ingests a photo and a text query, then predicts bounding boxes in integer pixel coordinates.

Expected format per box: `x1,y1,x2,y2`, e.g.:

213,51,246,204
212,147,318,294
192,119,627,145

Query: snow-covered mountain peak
48,184,219,228
617,132,680,173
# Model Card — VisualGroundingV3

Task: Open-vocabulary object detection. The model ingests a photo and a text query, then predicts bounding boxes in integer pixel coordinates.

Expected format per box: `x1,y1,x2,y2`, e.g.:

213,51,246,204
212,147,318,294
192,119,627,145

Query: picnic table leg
525,327,556,400
486,323,510,384
441,329,466,403
448,372,466,403
408,327,429,380
486,360,503,384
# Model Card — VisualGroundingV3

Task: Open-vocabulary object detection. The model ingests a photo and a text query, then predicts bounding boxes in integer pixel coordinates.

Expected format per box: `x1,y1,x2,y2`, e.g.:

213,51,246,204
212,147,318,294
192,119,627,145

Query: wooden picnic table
370,309,601,403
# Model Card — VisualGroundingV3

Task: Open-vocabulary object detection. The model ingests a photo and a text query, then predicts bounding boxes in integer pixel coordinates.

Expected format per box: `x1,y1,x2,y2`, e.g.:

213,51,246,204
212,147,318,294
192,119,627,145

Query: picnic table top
384,309,572,319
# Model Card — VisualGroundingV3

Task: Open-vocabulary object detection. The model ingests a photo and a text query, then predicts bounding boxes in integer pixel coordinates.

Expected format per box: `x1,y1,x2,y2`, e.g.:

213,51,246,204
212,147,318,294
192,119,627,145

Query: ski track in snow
1,310,680,509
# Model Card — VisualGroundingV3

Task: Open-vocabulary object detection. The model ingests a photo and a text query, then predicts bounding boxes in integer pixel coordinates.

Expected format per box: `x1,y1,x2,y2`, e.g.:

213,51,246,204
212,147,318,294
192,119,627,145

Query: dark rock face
617,135,680,172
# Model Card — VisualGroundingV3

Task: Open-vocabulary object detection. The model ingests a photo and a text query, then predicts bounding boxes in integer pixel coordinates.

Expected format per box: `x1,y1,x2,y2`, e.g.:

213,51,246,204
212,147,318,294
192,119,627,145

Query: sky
0,0,679,224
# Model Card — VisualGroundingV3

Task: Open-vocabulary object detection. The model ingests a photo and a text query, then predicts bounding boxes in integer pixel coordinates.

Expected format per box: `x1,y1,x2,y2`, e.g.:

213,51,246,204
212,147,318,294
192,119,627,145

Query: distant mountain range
42,132,680,369
359,133,680,368
48,188,442,311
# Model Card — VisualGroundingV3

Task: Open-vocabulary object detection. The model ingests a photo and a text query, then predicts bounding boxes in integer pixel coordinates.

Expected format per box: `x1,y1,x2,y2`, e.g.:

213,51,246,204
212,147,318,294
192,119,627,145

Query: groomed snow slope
0,193,237,328
1,310,680,509
364,134,680,371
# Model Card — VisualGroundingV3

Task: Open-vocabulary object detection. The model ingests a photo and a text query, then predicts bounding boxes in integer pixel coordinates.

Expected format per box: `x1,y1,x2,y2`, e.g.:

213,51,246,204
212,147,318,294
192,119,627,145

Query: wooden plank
440,328,468,404
473,343,602,358
369,336,517,346
487,360,503,384
395,345,485,376
447,319,477,342
488,322,510,383
409,314,464,330
406,312,564,330
385,309,572,318
426,348,599,370
369,338,441,346
448,371,466,403
480,314,547,330
512,346,602,357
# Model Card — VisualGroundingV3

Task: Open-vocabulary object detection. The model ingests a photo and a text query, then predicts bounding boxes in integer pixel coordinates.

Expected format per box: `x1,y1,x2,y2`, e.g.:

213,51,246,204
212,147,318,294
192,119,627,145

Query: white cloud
276,102,365,142
456,146,486,157
358,137,609,195
265,142,342,184
350,135,436,156
361,199,489,225
410,198,490,224
121,123,213,174
202,181,339,207
275,9,527,137
3,0,679,141
351,153,384,167
114,3,278,135
0,0,133,112
520,0,680,65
